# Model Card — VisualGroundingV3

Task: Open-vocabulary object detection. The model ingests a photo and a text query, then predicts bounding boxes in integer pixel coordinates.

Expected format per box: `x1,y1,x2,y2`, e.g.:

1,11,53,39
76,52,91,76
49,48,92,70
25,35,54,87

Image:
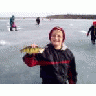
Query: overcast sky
0,0,96,17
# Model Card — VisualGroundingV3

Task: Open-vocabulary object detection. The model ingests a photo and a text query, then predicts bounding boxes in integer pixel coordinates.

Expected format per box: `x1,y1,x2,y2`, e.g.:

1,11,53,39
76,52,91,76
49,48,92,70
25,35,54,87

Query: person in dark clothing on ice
22,26,77,84
87,21,96,44
10,15,17,31
36,17,40,25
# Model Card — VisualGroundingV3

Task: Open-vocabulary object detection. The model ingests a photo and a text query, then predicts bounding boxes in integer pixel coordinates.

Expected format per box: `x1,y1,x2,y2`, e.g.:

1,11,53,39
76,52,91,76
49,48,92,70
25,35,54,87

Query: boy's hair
49,26,65,42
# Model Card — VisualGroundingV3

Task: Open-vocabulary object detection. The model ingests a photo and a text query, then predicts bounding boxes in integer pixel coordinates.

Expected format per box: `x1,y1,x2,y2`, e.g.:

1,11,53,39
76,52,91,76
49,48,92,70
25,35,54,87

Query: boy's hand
31,44,38,48
31,44,38,56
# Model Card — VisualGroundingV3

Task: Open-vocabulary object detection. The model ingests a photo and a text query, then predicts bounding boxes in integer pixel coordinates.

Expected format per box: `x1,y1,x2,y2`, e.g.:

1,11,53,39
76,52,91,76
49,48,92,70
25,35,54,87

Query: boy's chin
52,42,61,46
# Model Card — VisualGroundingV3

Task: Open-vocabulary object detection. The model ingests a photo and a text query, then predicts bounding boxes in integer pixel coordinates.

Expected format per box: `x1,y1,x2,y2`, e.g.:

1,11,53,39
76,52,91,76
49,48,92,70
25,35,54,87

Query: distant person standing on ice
10,15,17,31
87,21,96,44
22,26,77,84
36,17,40,25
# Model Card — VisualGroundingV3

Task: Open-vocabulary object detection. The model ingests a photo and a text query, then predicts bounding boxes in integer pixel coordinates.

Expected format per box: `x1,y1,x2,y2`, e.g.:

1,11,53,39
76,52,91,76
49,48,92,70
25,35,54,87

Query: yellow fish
20,46,44,54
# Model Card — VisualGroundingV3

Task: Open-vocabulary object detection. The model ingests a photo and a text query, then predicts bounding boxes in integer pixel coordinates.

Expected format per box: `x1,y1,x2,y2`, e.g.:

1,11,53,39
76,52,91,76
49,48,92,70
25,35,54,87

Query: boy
23,26,77,84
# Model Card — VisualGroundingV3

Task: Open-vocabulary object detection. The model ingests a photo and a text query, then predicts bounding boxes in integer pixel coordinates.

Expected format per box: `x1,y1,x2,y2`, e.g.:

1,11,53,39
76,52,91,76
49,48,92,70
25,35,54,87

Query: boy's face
51,30,63,48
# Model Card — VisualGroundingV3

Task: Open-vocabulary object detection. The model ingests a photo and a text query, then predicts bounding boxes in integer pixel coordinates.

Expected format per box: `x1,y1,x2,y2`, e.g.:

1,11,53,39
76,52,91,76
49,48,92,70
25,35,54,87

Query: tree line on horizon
46,14,96,19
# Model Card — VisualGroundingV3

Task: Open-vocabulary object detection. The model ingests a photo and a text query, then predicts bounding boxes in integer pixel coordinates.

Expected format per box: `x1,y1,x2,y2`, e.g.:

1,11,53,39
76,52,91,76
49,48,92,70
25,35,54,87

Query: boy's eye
51,35,62,38
58,35,61,37
52,35,56,37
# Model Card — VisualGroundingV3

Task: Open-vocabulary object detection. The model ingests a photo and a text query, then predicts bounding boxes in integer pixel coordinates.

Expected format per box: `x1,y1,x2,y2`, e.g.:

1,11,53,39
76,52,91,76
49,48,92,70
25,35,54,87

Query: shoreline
46,14,96,19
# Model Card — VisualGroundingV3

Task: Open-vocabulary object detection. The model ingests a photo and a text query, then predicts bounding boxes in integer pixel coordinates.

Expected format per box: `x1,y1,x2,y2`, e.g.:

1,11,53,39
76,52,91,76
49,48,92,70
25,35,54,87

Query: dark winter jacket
87,26,96,36
36,17,40,24
23,43,77,84
10,16,15,26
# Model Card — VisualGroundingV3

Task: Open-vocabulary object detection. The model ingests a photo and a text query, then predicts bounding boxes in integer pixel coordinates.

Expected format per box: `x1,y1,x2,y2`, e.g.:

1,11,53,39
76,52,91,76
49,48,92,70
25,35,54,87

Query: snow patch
0,40,10,46
79,30,87,33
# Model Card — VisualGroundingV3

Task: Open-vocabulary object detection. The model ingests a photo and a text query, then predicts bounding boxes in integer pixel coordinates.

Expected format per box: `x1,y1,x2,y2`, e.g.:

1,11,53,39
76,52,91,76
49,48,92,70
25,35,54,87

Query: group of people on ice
10,15,40,31
10,15,96,45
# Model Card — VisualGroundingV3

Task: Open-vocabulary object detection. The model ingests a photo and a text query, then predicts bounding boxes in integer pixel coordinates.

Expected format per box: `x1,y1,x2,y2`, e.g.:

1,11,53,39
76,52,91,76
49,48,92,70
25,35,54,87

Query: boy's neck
54,45,62,49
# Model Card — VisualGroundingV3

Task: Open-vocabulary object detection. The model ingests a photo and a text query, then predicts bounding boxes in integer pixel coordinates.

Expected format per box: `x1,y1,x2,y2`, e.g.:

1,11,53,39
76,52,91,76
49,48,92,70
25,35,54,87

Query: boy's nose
55,36,58,39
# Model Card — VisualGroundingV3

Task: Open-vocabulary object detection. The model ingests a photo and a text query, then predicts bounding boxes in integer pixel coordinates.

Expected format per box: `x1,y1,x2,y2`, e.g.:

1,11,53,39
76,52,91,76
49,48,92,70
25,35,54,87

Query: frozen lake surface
0,18,96,84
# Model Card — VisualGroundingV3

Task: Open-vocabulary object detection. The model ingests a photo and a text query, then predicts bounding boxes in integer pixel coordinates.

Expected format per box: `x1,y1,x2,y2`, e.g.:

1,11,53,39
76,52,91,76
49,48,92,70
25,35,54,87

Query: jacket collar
61,44,68,50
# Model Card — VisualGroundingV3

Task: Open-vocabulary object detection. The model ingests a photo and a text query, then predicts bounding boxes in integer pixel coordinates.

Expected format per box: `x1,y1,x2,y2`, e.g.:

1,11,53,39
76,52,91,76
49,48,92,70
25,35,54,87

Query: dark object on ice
10,15,18,31
36,17,40,25
87,21,96,44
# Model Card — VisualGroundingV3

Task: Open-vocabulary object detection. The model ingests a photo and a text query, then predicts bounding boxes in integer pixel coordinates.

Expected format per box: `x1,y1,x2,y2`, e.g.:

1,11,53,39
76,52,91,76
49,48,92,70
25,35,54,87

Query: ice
69,24,73,26
0,40,10,46
0,40,6,45
0,18,96,84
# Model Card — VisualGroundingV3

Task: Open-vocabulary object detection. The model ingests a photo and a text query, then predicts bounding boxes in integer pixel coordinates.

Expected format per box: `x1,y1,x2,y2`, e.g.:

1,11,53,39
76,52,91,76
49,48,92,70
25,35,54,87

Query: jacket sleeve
87,26,93,34
68,56,77,84
23,53,39,67
22,50,49,67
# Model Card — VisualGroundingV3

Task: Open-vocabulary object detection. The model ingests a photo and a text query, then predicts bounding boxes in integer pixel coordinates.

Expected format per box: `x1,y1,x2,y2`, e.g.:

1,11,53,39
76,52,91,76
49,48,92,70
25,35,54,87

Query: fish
20,46,44,54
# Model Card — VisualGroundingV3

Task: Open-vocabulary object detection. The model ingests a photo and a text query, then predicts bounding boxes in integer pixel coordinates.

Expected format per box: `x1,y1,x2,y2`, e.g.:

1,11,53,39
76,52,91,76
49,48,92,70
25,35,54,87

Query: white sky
0,0,96,17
